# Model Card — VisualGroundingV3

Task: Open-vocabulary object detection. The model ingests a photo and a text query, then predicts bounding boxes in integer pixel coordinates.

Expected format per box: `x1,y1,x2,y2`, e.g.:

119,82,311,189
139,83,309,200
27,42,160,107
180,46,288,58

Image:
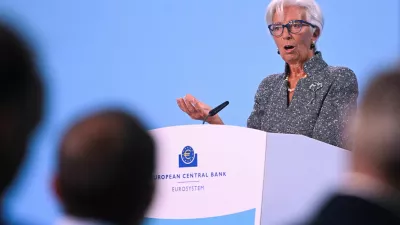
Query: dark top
247,52,358,148
306,194,400,225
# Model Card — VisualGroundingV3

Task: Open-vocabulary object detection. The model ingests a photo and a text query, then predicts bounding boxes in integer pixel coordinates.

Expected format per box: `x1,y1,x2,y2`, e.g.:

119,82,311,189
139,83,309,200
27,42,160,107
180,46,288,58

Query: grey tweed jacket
247,51,358,149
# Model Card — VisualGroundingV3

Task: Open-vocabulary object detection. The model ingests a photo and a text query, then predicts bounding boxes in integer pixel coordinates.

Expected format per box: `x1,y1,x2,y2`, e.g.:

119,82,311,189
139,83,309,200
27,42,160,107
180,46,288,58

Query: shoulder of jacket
254,73,283,95
326,66,357,82
259,73,283,87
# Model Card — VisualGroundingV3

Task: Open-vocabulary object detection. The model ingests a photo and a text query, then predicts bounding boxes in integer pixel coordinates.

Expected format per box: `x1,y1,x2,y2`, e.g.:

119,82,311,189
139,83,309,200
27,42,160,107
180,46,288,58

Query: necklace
285,74,307,92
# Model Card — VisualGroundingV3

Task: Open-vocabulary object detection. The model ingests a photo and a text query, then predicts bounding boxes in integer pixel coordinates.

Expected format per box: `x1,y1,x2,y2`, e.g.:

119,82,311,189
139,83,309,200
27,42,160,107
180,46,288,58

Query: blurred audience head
54,109,155,225
0,20,43,197
349,64,400,189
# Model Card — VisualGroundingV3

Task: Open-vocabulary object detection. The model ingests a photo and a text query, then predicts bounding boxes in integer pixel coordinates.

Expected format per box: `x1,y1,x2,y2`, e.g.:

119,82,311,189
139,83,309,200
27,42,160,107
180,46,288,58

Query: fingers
184,97,197,113
177,95,203,119
177,94,209,120
192,98,207,117
177,96,197,114
186,94,196,100
177,98,189,113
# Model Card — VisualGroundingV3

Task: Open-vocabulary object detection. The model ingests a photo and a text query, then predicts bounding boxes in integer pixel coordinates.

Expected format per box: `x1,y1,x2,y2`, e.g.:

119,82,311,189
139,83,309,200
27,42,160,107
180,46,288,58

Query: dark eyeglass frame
268,20,317,37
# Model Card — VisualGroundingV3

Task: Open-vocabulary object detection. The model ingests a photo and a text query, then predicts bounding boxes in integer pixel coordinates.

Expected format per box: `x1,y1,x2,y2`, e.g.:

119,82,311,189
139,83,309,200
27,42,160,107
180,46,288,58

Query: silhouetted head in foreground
0,20,43,198
349,64,400,190
54,109,155,225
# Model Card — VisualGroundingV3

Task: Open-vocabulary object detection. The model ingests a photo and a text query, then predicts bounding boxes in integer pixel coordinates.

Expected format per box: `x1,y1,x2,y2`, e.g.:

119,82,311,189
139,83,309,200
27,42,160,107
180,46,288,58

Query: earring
310,41,316,49
277,49,280,54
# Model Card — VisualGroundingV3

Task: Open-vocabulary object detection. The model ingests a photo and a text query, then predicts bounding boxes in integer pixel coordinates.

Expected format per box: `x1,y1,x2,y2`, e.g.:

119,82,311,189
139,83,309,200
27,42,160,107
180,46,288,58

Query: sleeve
247,78,270,130
312,68,359,149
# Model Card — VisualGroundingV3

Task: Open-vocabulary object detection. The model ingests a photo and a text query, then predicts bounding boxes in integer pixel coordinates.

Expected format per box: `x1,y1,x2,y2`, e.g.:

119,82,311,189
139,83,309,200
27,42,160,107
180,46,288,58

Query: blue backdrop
0,0,398,224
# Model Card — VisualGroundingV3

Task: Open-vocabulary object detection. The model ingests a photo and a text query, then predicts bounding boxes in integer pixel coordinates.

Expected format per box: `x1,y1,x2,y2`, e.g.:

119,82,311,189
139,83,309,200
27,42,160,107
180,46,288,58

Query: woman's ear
312,27,321,40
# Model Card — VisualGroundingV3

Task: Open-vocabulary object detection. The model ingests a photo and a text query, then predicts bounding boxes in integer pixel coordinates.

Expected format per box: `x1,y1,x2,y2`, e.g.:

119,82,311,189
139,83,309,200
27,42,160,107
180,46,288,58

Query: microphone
202,101,229,124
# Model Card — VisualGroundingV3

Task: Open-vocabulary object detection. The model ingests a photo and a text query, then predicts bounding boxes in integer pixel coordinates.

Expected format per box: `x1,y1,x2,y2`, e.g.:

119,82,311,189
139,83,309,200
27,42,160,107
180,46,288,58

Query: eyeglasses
268,20,316,37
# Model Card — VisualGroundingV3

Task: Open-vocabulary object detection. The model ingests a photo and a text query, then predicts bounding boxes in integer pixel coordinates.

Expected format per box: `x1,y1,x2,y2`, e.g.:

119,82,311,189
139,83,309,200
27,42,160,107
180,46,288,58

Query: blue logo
179,146,198,168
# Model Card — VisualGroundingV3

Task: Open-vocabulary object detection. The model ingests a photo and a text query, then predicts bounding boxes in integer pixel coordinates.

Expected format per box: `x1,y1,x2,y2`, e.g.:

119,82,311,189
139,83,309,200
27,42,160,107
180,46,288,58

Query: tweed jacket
247,52,358,148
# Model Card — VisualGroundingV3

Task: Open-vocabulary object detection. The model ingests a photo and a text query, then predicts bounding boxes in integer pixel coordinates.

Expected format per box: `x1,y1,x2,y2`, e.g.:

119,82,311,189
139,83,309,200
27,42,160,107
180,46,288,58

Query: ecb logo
179,146,198,168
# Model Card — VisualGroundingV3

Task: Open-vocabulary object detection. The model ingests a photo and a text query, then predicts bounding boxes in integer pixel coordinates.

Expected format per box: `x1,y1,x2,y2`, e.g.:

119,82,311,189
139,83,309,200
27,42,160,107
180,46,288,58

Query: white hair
266,0,324,34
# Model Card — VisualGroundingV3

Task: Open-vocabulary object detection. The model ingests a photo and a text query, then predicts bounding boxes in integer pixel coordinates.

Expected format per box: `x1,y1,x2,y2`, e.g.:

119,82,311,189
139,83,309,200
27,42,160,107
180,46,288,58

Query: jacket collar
284,51,328,78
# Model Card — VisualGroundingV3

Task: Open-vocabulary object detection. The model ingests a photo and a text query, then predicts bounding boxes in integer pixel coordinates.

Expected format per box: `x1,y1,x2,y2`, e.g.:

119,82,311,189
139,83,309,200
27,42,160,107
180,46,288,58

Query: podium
143,125,349,225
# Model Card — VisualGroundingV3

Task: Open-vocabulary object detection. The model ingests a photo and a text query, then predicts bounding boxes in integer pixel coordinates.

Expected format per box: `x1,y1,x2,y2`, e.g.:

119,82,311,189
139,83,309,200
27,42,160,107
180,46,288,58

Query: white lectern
143,125,349,225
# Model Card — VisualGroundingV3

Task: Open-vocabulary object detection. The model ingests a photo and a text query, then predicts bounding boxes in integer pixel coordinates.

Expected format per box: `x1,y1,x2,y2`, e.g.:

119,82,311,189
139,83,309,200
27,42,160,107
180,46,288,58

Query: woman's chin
282,55,300,64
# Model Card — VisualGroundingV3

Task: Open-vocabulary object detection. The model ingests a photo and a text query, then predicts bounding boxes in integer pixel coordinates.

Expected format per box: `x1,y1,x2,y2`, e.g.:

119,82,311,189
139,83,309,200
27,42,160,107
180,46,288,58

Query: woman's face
271,6,318,65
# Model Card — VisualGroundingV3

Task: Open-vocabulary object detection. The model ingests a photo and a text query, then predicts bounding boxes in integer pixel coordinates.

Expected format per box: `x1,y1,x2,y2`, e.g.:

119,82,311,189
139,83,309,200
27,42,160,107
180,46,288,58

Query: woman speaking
177,0,358,149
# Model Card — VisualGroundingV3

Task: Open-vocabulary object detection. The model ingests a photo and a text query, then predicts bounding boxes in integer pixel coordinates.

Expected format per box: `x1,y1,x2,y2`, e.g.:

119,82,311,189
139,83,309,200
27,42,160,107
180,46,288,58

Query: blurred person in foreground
306,65,400,225
0,20,43,224
177,0,358,149
53,109,155,225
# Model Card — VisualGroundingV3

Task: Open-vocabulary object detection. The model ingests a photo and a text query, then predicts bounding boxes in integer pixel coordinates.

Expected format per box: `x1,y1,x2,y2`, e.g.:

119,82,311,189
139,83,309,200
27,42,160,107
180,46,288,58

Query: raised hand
177,94,223,124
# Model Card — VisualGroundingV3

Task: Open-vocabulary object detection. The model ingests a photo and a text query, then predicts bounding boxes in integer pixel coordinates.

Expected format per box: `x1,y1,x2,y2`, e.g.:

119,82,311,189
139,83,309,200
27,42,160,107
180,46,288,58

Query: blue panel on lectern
143,208,255,225
179,146,198,168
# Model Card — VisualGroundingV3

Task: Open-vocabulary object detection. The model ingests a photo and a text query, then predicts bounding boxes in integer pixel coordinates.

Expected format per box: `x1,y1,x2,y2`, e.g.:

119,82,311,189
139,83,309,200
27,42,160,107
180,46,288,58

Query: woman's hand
177,94,224,124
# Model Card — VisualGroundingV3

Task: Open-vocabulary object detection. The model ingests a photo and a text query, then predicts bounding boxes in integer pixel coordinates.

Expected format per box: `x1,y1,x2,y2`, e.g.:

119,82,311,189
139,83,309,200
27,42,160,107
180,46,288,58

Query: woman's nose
282,27,292,40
